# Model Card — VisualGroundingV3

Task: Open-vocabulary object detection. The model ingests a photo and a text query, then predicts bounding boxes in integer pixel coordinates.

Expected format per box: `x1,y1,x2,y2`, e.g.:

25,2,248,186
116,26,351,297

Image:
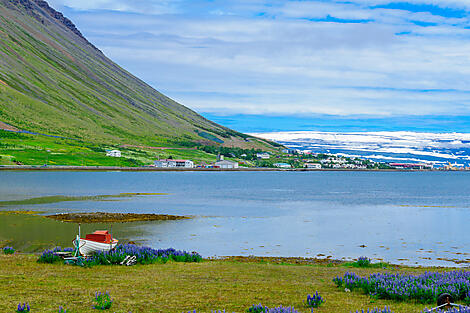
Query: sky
47,0,470,133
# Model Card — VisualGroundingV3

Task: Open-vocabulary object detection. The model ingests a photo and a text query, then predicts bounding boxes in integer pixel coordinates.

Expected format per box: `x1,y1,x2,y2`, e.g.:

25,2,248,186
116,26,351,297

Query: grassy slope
0,254,443,313
0,0,275,151
0,130,221,166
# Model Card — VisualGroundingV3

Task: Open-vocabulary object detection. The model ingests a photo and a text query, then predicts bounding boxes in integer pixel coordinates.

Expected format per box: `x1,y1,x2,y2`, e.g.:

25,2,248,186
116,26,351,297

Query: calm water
1,170,470,266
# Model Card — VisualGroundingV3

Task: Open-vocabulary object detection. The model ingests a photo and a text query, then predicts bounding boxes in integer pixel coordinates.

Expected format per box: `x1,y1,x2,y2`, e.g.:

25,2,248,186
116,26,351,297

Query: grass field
0,254,449,313
0,130,222,167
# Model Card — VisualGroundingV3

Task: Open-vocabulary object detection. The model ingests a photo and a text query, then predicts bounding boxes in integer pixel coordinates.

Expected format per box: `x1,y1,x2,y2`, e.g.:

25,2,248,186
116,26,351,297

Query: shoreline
0,165,442,172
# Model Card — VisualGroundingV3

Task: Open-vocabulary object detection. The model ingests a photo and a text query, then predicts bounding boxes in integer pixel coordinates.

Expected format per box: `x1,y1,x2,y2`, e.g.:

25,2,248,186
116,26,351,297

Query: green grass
0,254,446,313
0,193,166,207
0,129,224,166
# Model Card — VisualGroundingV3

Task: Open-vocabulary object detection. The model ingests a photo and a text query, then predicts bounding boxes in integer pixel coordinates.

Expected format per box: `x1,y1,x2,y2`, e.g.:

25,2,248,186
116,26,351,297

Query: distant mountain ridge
0,0,274,149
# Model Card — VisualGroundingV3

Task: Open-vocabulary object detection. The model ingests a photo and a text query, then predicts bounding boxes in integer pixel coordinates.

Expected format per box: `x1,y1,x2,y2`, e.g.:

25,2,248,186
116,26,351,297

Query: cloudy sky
48,0,470,132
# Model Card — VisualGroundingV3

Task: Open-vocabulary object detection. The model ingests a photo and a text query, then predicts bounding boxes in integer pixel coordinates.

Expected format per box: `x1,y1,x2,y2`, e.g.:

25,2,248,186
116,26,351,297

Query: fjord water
1,171,469,266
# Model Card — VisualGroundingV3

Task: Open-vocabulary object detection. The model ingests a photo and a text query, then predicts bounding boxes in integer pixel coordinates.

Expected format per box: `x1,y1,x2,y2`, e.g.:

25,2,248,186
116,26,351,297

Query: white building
215,160,239,169
256,152,270,159
304,163,321,169
106,150,121,157
154,159,194,168
273,163,291,168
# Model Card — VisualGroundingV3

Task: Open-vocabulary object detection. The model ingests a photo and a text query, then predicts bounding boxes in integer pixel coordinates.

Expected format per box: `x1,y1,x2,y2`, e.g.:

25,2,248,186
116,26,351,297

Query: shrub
16,303,30,312
465,290,470,306
343,256,388,268
247,304,265,313
306,292,324,308
334,270,470,304
93,291,112,310
84,245,202,266
352,307,394,313
246,305,300,313
37,247,73,264
3,246,15,254
356,256,371,267
37,245,202,266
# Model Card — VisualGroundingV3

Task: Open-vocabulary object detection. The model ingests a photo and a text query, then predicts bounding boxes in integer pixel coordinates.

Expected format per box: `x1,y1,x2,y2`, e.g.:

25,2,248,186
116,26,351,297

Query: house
304,163,321,169
214,154,238,169
106,150,121,157
273,163,291,168
154,159,194,168
389,163,433,170
256,152,270,159
215,160,239,169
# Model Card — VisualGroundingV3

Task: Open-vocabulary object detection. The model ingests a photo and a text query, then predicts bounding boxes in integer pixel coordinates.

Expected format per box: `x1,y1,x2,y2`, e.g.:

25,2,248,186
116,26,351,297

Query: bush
16,303,30,312
306,292,324,308
85,245,202,266
37,245,202,266
37,247,73,264
246,304,300,313
3,246,15,254
334,270,470,304
352,307,394,313
356,256,371,267
93,291,112,310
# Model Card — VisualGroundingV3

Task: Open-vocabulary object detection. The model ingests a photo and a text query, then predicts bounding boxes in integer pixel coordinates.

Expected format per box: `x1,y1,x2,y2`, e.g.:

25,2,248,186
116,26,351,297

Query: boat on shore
73,230,118,256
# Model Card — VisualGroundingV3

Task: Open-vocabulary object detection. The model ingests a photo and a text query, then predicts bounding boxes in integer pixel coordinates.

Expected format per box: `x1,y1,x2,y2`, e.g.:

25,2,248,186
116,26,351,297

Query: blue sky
47,0,470,133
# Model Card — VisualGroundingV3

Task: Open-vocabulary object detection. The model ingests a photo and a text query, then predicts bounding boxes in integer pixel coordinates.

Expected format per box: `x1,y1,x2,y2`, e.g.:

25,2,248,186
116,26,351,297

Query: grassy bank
0,130,222,167
0,254,446,313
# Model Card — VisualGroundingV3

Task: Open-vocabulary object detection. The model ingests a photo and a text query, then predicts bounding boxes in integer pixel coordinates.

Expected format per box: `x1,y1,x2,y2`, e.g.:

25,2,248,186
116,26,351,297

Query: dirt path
0,121,19,131
120,144,196,150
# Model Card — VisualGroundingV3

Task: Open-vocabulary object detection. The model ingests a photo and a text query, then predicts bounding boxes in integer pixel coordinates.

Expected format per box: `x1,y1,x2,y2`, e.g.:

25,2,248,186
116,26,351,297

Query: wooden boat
73,230,118,256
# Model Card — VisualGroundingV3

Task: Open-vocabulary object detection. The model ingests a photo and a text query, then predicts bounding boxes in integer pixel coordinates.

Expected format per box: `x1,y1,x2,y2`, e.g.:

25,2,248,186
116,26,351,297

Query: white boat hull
75,239,118,256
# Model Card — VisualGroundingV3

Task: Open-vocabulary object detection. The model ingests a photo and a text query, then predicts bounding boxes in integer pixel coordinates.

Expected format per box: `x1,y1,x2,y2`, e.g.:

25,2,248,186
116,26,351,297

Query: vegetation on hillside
0,0,276,151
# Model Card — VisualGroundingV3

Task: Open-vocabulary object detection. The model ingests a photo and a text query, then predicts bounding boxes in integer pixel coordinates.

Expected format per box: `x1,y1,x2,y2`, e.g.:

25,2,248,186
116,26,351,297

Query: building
389,163,432,170
106,150,121,157
214,154,239,169
256,152,270,159
282,148,298,154
154,159,194,168
273,163,291,168
304,163,321,169
215,160,239,169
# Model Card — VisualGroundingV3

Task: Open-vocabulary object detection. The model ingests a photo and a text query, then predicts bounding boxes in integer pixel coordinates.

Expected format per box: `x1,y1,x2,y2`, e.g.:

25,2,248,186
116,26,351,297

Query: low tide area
1,170,470,267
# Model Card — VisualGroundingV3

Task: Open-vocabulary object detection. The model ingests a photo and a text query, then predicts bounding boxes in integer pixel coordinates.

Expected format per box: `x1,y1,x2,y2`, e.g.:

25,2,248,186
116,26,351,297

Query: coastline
0,165,440,172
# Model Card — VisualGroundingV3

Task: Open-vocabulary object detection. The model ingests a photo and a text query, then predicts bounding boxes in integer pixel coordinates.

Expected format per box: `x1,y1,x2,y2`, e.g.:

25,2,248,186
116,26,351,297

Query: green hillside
0,0,275,152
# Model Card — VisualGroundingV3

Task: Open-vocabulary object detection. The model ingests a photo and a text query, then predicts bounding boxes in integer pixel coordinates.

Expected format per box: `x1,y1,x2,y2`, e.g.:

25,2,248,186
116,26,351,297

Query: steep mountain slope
0,0,274,149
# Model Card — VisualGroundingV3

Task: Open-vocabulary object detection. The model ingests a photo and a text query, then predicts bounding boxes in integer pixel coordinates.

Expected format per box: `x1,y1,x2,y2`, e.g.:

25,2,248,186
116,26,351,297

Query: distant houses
273,162,291,168
214,155,238,169
282,148,299,154
389,163,433,170
304,163,321,169
214,159,239,169
154,159,194,168
256,152,270,159
106,150,121,157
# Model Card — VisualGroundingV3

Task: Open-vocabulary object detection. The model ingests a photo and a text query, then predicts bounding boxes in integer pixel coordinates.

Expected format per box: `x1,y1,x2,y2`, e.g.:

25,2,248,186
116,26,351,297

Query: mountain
0,0,275,149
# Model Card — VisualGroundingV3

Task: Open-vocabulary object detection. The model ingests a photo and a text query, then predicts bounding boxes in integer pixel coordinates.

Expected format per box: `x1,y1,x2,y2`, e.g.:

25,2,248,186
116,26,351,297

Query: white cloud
50,1,470,117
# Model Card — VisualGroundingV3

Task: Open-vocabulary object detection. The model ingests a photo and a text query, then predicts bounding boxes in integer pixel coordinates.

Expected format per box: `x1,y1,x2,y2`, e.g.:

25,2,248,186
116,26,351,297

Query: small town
103,148,466,171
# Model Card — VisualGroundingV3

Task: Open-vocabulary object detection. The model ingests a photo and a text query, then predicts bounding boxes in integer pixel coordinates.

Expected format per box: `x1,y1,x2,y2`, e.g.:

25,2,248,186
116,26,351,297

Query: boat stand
64,223,86,266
